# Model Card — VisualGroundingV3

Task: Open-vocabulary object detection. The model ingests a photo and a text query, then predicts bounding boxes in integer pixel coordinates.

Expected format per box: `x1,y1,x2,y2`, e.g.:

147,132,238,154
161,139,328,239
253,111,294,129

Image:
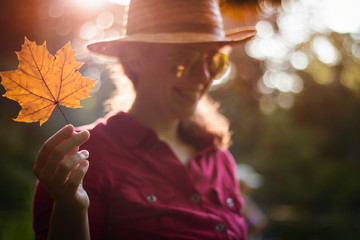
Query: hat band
126,22,225,39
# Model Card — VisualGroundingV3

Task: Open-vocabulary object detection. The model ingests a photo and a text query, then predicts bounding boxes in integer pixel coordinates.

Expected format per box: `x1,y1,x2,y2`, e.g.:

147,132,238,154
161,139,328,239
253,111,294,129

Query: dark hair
178,96,232,150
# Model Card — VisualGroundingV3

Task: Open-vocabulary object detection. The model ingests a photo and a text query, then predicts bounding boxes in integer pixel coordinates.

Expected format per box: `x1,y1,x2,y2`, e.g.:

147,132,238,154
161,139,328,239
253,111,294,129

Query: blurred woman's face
133,43,229,120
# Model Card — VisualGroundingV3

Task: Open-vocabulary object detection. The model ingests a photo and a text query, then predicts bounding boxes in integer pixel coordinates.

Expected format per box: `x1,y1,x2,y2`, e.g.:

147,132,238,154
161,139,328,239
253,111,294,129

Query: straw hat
87,0,257,57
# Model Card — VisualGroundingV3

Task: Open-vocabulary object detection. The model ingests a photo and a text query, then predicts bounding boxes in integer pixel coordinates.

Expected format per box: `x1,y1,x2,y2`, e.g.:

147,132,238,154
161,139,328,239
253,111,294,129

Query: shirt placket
138,140,239,239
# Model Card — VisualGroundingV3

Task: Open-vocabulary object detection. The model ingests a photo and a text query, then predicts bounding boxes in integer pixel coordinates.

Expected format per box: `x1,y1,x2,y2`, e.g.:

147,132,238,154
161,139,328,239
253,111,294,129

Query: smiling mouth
174,87,201,103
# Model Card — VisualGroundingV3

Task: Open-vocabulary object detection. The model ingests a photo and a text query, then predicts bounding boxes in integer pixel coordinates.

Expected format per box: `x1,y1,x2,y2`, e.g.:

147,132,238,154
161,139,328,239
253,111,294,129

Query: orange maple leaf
0,37,96,126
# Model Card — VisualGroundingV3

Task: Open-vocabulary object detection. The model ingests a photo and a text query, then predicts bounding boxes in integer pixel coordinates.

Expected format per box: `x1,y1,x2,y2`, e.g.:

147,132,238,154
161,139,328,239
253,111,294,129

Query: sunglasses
168,50,230,80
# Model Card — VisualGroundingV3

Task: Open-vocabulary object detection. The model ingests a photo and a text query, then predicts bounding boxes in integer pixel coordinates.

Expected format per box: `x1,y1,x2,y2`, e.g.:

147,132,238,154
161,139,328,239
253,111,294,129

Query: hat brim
86,27,256,58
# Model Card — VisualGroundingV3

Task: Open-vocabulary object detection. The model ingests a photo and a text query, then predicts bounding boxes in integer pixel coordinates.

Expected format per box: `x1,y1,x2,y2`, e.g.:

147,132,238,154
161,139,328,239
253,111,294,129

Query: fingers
41,130,90,178
35,124,74,172
65,160,89,194
33,126,91,209
52,150,89,188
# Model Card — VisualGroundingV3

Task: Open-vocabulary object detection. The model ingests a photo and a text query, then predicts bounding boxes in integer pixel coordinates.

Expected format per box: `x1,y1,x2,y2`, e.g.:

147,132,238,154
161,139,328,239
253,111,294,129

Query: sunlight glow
66,0,129,13
246,0,360,113
256,21,274,39
96,11,115,29
311,36,339,66
48,2,65,18
291,51,309,70
85,70,102,93
277,12,311,44
73,0,106,9
321,0,360,34
259,95,276,114
352,43,360,59
257,78,274,95
55,19,73,36
277,92,294,109
109,0,130,5
246,36,289,61
262,71,303,93
79,22,103,40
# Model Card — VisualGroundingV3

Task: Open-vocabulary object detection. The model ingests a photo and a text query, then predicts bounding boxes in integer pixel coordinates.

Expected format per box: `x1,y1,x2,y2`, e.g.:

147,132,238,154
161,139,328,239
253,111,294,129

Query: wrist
53,199,89,213
49,202,90,240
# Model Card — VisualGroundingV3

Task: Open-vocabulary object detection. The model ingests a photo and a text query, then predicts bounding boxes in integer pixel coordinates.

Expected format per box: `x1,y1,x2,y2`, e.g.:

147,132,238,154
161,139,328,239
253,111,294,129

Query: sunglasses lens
208,52,229,80
169,50,229,79
169,51,201,78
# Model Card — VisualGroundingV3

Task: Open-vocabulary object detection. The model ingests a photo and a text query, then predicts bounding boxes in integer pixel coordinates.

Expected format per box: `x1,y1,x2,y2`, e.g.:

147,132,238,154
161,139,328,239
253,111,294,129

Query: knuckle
73,132,88,144
70,134,83,146
56,154,82,174
66,178,79,190
67,136,77,145
51,146,65,159
57,160,72,172
78,166,88,175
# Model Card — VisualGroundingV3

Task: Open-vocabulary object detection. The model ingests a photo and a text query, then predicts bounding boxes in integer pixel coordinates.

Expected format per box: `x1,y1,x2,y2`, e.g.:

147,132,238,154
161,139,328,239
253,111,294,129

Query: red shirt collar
104,111,158,148
82,111,215,151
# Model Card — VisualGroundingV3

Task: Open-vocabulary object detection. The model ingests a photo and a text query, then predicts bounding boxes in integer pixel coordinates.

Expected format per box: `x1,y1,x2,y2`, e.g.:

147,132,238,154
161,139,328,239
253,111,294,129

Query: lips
174,87,202,103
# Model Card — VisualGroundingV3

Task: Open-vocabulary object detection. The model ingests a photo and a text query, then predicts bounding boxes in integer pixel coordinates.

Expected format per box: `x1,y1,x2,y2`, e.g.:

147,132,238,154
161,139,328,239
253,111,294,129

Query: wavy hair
105,59,232,150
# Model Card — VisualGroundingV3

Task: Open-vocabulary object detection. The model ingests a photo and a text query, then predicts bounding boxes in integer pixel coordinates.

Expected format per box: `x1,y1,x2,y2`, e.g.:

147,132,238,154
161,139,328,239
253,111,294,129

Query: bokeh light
245,0,360,113
311,36,340,66
96,11,115,29
291,51,308,70
79,22,103,40
48,1,64,18
110,0,130,5
321,0,360,34
34,0,360,110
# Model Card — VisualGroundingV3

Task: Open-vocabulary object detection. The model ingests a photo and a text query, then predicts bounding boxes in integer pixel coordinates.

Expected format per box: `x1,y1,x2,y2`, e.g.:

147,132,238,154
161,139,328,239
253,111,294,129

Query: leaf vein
29,44,57,102
6,75,55,102
59,81,92,102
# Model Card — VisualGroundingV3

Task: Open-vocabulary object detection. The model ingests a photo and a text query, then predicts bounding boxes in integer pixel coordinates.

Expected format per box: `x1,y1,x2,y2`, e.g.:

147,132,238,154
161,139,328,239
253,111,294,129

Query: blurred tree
1,0,360,239
211,1,360,239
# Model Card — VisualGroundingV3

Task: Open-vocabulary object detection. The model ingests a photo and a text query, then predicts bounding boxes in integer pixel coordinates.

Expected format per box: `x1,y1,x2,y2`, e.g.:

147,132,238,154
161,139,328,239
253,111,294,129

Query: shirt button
147,194,157,203
215,223,225,231
191,194,201,203
226,197,235,208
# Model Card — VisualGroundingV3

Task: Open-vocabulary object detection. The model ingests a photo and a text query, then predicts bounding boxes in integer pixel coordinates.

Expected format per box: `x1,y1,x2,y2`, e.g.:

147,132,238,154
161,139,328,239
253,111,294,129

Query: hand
34,124,91,211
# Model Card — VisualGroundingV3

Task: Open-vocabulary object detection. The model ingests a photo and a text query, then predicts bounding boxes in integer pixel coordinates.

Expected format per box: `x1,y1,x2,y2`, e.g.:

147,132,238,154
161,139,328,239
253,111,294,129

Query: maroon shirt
33,112,247,239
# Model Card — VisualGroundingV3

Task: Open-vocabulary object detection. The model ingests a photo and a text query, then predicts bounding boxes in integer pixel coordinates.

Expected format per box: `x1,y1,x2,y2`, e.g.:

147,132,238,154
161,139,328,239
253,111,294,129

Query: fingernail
79,150,89,159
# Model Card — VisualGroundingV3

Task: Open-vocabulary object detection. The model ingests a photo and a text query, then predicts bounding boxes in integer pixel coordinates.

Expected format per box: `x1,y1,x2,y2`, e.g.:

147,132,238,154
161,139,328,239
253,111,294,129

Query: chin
173,105,197,119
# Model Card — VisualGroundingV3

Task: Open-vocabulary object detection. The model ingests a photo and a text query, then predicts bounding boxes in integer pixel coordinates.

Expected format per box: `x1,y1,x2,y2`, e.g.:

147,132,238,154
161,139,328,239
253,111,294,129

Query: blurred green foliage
211,37,360,239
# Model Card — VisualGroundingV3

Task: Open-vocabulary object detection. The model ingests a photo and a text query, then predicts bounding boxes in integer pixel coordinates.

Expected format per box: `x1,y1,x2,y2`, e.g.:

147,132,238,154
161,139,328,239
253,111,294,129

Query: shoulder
76,111,153,150
76,111,131,152
76,111,156,184
215,148,237,173
76,113,114,147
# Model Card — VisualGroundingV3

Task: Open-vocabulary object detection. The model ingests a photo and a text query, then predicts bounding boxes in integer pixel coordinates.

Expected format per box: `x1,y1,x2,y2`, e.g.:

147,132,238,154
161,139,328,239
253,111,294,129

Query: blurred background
1,0,359,239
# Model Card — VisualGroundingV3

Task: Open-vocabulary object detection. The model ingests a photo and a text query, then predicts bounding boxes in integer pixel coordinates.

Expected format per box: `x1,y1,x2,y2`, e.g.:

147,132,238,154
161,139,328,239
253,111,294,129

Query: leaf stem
56,104,69,125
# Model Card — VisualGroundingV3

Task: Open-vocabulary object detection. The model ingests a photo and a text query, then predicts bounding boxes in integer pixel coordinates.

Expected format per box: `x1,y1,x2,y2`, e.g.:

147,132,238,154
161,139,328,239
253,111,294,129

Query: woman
33,0,256,239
